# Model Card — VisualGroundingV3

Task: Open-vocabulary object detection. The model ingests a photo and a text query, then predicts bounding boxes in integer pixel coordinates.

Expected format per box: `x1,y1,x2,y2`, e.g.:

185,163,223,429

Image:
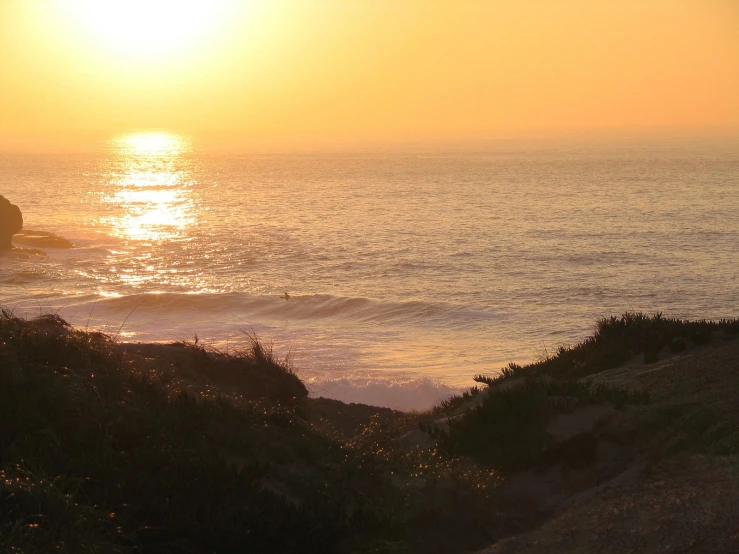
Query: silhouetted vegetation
432,385,483,415
477,312,739,383
2,310,738,552
425,379,648,472
0,311,500,554
426,313,738,472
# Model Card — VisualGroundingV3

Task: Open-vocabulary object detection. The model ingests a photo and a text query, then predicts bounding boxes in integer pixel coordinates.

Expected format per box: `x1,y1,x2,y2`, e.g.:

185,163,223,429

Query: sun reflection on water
105,188,194,241
103,132,195,242
92,131,204,293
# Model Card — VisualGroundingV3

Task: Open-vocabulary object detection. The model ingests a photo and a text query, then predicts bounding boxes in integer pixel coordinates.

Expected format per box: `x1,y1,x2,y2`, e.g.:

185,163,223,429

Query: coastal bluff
0,311,737,553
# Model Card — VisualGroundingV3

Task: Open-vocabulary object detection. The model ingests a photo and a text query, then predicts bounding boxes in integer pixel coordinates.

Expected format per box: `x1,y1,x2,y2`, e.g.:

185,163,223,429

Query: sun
114,132,189,157
60,0,230,60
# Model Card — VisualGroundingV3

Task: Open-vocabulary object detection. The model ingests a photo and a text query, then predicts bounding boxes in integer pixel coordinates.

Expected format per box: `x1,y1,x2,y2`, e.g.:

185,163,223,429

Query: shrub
492,313,739,381
429,378,647,472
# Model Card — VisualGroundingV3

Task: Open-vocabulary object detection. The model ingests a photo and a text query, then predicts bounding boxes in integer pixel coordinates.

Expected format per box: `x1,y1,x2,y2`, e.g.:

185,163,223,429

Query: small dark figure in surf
0,195,23,250
282,291,291,301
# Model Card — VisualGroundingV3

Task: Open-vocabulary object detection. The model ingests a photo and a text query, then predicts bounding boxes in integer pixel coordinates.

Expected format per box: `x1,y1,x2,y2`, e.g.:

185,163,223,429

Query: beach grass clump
0,309,121,373
472,362,526,388
170,331,308,404
432,386,483,415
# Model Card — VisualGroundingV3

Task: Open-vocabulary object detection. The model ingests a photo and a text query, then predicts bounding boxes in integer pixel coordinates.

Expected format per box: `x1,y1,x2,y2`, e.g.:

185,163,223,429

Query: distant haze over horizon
2,128,738,156
1,0,738,151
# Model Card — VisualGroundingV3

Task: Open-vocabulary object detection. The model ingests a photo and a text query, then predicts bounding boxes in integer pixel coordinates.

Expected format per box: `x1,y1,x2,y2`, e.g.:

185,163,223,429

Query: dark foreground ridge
1,310,738,553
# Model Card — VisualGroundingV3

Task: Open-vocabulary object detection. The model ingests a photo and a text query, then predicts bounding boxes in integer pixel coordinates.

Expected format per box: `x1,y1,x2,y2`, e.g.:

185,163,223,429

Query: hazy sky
1,0,737,149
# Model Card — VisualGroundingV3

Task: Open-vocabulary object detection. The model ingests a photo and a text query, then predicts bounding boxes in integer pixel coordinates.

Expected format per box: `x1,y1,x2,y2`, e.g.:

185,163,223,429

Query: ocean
1,133,738,410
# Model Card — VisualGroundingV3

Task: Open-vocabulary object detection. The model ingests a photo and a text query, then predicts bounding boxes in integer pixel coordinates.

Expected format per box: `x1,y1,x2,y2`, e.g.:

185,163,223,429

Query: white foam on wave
305,375,465,412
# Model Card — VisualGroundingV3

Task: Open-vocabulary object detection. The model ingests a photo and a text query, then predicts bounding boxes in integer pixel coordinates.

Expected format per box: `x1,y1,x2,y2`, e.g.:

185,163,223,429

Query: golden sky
1,0,737,150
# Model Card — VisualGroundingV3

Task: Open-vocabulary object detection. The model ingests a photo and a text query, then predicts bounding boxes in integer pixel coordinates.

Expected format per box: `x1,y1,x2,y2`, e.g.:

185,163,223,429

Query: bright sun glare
114,132,188,157
61,0,229,58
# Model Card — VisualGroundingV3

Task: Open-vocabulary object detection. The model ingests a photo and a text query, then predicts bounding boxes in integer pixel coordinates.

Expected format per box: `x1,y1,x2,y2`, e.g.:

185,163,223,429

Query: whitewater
1,134,738,409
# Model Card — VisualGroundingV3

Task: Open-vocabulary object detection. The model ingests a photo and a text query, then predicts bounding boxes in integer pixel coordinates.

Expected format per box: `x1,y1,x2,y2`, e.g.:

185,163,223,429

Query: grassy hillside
2,310,738,553
429,313,739,471
0,311,500,554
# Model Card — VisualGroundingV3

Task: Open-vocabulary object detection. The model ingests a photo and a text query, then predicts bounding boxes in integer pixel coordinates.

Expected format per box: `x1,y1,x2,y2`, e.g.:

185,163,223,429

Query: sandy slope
476,339,739,553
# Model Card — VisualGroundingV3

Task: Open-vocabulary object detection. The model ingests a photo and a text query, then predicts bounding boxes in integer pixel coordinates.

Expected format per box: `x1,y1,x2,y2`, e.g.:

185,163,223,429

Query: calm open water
1,134,738,409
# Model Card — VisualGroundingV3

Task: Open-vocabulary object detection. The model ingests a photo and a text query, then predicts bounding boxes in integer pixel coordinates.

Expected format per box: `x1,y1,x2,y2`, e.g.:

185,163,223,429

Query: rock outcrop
0,195,23,250
12,230,73,249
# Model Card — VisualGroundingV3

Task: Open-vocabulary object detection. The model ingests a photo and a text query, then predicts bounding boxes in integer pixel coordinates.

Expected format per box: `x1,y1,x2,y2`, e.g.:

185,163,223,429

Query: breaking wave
91,291,495,327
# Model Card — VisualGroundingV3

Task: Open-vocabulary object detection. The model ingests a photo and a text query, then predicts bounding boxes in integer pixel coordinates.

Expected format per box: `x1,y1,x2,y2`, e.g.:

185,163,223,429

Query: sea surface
1,134,738,409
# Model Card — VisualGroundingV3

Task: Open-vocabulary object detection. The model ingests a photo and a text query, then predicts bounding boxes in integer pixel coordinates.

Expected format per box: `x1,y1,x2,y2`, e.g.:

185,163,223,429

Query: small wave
0,269,49,284
91,291,495,327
